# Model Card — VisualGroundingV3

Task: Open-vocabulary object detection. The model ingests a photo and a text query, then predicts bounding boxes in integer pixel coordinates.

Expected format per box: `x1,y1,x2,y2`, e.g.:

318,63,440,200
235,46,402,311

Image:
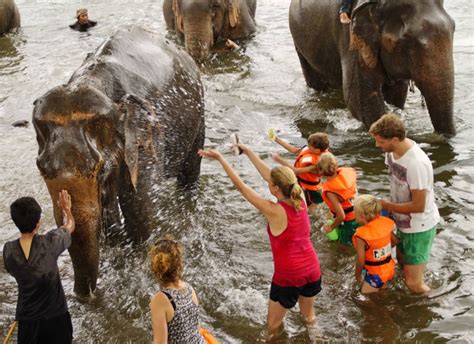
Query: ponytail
271,166,304,210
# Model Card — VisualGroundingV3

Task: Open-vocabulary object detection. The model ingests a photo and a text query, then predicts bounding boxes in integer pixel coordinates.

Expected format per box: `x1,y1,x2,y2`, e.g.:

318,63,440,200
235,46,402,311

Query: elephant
289,0,456,137
32,27,205,296
163,0,257,61
0,0,20,36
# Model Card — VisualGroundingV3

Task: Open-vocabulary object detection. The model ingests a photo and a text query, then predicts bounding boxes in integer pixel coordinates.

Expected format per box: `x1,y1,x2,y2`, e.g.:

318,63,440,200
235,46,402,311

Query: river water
1,0,473,343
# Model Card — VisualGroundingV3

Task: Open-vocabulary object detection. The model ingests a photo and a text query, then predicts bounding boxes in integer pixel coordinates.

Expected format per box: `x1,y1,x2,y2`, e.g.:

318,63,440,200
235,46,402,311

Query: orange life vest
294,147,323,191
352,216,396,283
321,167,357,221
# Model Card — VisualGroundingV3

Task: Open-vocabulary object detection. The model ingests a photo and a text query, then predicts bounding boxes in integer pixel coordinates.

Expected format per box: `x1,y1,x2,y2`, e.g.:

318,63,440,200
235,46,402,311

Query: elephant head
33,85,156,295
347,0,456,136
164,0,256,61
0,0,21,36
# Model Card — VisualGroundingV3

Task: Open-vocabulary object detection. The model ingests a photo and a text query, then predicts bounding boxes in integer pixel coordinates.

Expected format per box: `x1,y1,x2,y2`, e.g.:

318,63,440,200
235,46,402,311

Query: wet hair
317,152,338,177
307,132,329,151
368,113,406,140
354,195,382,222
149,237,184,286
10,197,42,233
270,166,303,210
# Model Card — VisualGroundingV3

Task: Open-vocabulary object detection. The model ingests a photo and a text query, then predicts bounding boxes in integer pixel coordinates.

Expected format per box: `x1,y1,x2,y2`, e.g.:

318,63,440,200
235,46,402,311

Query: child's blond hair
354,194,382,222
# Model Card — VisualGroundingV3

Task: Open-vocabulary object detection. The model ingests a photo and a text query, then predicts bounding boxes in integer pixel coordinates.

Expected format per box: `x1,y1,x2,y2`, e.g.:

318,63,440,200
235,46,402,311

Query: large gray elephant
290,0,456,136
163,0,257,61
32,27,205,295
0,0,20,36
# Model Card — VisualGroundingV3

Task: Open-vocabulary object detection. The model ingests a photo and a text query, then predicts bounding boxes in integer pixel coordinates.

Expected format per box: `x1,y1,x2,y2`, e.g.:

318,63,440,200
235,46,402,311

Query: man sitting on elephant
69,8,97,32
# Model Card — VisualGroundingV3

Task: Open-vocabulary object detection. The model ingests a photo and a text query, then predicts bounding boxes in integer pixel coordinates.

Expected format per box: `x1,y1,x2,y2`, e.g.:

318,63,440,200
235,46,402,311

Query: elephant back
68,26,202,103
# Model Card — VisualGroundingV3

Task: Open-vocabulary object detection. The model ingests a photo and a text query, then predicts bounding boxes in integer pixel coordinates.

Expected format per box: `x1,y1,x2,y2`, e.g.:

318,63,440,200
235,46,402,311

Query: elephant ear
121,95,158,191
172,0,184,33
350,1,380,69
228,0,241,28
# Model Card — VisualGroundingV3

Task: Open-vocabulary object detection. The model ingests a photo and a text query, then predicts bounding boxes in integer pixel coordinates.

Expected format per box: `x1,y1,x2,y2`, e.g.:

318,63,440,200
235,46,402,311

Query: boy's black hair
10,197,42,233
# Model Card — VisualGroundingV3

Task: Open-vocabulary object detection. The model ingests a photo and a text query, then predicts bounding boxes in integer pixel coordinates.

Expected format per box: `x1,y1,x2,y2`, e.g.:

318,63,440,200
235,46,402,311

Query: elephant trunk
411,33,456,137
46,177,101,296
183,15,213,62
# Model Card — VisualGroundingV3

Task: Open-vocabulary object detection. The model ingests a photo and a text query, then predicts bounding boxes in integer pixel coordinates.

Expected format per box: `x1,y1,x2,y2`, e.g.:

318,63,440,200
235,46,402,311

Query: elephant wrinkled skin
33,27,205,295
290,0,456,136
163,0,257,61
0,0,20,36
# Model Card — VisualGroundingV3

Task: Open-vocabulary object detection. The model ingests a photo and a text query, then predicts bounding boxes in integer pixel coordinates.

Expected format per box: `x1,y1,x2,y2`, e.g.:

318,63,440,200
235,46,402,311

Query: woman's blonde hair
354,194,382,222
317,152,338,176
270,166,303,210
149,237,184,286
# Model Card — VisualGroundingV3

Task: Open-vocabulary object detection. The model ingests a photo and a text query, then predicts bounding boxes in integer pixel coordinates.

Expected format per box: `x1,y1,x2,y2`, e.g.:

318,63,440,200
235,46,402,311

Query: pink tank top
267,201,321,287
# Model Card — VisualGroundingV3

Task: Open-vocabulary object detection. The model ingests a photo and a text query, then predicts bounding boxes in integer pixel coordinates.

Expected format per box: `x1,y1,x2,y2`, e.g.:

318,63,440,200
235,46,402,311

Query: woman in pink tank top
199,143,321,337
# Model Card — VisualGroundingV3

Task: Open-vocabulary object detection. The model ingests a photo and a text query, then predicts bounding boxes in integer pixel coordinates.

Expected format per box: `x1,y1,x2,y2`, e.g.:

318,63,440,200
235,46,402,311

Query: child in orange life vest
353,195,399,294
317,152,359,245
271,132,329,209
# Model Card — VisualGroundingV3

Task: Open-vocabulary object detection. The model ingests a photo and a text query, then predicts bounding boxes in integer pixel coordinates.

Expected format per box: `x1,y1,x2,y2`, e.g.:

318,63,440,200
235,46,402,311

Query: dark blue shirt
3,227,71,321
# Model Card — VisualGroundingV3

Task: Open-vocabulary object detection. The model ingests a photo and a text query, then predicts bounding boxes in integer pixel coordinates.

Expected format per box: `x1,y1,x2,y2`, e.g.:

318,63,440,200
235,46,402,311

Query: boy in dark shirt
69,8,97,32
3,190,75,344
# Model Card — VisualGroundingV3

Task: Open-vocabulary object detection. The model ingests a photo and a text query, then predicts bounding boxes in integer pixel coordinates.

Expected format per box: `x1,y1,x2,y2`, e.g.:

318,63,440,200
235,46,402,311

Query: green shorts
303,189,323,206
339,219,360,246
397,226,436,265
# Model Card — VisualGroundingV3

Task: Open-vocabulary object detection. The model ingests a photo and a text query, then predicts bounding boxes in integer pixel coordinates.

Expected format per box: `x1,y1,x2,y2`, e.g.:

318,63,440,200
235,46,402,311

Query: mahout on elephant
289,0,456,137
32,26,205,296
163,0,257,61
0,0,21,36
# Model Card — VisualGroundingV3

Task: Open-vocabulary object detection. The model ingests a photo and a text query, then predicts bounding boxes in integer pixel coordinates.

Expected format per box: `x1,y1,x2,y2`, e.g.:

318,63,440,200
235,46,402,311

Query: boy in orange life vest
353,195,399,294
317,152,359,245
271,132,329,209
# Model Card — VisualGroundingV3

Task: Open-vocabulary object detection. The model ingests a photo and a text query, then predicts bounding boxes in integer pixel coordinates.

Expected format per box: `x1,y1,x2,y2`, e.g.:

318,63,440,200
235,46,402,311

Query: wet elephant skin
289,0,456,136
0,0,21,36
32,26,205,295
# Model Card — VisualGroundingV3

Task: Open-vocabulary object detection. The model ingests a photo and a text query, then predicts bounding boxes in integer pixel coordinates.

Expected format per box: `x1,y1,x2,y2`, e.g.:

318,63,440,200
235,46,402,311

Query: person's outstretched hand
57,190,75,234
198,149,223,161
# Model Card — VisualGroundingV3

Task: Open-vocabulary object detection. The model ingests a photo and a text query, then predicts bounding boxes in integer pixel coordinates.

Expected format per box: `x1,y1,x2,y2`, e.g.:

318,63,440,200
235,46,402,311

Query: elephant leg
296,49,330,92
177,118,204,185
382,80,409,109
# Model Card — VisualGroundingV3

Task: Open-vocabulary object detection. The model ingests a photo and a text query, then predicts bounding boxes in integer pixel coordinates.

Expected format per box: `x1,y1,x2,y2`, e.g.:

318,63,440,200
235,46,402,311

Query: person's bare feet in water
340,12,351,24
226,39,240,50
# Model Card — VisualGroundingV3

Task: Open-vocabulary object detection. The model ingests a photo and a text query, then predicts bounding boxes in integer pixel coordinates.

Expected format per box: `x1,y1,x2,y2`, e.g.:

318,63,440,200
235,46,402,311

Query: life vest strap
365,255,392,266
331,206,354,216
297,177,320,186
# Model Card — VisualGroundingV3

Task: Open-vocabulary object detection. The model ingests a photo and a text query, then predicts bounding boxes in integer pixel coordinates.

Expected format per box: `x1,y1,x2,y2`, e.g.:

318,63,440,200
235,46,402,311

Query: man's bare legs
404,263,430,293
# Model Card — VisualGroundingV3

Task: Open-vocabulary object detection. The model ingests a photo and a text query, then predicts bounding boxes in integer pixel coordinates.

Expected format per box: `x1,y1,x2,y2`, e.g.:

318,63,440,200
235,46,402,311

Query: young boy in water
353,195,398,293
270,132,329,209
340,0,353,24
3,190,75,343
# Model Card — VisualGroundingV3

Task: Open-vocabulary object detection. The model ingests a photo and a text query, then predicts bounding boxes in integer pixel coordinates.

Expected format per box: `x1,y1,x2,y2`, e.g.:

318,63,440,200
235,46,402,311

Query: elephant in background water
33,27,205,296
290,0,456,137
163,0,257,61
0,0,20,36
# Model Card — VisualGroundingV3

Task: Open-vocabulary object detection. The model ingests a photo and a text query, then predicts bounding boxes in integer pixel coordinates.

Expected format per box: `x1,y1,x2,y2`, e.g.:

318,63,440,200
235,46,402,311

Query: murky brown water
1,0,473,343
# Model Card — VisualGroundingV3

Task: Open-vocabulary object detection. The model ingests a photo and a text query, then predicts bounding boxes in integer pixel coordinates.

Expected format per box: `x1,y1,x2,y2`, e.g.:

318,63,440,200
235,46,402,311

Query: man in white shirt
369,114,439,293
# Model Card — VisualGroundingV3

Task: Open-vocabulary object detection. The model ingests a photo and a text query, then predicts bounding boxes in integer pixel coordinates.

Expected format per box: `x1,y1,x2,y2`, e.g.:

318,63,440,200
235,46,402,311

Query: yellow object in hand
267,128,276,141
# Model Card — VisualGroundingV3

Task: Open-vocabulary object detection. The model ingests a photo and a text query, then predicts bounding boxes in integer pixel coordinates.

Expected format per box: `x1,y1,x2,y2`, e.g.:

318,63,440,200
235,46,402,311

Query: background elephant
0,0,20,36
32,27,205,295
289,0,456,136
163,0,257,61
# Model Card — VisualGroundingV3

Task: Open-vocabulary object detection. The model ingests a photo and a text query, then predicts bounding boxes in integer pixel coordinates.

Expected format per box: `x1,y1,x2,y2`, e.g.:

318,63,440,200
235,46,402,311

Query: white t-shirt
385,139,440,233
